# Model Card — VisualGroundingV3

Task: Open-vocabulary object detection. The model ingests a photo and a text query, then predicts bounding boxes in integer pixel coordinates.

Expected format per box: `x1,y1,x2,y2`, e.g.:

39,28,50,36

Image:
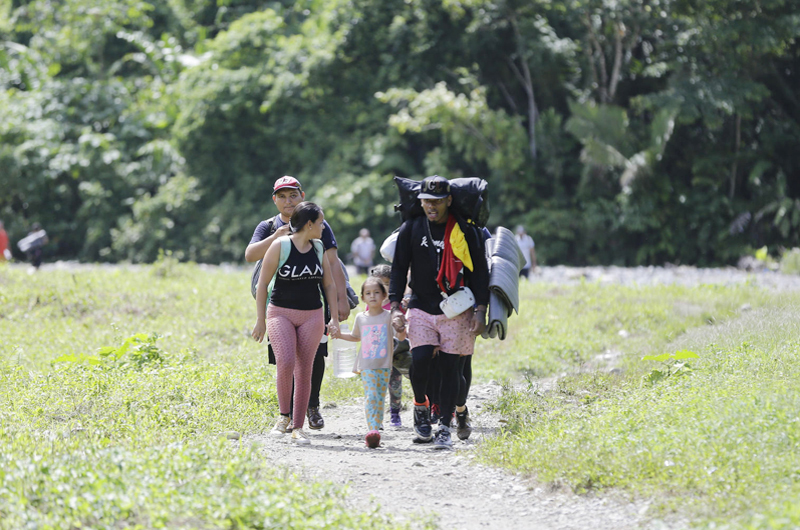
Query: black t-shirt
389,214,489,315
270,242,323,310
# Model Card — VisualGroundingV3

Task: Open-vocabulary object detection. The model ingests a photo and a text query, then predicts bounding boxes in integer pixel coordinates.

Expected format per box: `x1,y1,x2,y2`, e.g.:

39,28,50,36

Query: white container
330,323,358,378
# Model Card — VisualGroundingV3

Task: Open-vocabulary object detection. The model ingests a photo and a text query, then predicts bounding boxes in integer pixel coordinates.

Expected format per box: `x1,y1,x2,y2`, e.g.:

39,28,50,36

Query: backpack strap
311,239,324,265
266,236,293,304
267,214,280,235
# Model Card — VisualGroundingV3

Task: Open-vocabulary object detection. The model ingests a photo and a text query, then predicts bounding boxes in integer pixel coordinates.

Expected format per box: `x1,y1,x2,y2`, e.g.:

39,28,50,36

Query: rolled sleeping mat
482,290,509,340
489,257,521,316
487,227,525,315
491,226,526,271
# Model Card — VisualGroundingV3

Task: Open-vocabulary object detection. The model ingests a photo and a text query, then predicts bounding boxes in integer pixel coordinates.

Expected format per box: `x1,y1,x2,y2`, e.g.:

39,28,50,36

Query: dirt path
238,382,652,529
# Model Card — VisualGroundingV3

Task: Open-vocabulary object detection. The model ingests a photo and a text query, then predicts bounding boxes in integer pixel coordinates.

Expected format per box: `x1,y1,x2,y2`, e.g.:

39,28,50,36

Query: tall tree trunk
729,114,741,200
509,16,539,159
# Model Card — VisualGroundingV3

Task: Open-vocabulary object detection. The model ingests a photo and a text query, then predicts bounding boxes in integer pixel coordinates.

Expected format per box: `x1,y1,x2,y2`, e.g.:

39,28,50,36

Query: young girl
336,277,405,448
370,264,411,427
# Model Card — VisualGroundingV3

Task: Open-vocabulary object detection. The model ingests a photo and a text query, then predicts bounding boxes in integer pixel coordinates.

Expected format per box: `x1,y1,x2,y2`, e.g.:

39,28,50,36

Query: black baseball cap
417,175,451,199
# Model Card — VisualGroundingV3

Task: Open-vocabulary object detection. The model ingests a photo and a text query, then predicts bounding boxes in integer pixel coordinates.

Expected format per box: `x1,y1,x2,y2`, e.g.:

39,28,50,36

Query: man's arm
389,222,412,304
530,244,537,269
325,247,351,321
389,221,412,333
467,226,489,336
244,223,291,262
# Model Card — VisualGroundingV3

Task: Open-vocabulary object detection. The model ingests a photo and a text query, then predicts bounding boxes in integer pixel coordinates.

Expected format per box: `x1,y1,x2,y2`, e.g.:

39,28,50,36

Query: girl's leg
266,308,298,416
362,369,391,431
374,368,391,426
291,309,325,429
389,367,402,411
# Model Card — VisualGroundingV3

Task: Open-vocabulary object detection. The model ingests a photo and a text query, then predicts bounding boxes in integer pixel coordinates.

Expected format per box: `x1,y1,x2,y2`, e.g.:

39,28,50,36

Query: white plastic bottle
330,323,358,378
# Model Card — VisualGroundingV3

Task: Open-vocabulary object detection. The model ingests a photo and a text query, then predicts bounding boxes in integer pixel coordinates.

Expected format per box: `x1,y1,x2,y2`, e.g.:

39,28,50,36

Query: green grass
473,281,773,381
3,262,797,528
0,264,395,529
480,280,800,529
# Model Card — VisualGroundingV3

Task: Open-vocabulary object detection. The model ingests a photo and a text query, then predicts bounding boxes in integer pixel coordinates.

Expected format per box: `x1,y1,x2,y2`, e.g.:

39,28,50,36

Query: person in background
334,276,405,448
22,222,48,269
245,176,351,431
0,220,9,262
251,202,340,445
350,228,375,275
514,225,537,278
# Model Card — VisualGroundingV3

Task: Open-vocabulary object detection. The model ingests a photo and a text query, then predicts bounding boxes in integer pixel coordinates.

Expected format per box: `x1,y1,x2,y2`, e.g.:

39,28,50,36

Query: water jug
330,323,358,378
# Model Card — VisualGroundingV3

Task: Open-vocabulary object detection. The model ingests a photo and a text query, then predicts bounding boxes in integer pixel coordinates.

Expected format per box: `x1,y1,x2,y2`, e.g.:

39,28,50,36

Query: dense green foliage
1,0,799,265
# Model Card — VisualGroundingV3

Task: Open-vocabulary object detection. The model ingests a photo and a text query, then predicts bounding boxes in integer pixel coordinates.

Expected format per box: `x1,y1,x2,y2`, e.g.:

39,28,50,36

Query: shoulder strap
311,239,324,265
267,214,280,235
266,236,293,304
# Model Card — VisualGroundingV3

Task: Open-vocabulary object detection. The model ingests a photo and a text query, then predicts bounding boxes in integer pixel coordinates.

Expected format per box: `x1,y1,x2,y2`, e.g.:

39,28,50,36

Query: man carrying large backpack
245,176,351,430
389,175,489,449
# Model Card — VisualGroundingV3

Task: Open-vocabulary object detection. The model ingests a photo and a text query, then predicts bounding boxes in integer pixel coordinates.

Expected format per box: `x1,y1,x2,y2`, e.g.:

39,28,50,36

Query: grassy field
480,282,800,529
1,261,797,528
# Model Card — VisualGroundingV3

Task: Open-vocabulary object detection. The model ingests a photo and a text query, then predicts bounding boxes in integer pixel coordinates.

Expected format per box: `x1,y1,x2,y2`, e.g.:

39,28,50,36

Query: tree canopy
1,0,798,265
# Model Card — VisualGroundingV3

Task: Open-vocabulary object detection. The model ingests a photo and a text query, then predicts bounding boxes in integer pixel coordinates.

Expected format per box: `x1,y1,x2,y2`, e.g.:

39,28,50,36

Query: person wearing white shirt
515,225,537,278
350,228,375,275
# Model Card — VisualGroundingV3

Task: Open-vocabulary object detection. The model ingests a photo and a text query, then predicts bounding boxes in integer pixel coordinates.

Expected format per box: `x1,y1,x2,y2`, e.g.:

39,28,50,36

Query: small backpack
250,215,280,300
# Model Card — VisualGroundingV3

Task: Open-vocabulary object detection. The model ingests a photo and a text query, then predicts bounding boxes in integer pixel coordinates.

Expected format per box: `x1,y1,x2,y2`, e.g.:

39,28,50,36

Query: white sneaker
270,415,291,436
291,428,311,445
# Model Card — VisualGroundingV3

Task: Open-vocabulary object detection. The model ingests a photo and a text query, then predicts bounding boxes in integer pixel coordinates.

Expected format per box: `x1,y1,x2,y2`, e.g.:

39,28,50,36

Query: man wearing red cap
245,176,351,430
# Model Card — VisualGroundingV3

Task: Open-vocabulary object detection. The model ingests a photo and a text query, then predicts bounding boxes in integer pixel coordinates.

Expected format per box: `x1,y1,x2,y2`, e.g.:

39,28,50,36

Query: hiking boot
306,407,324,430
456,407,472,440
365,430,381,448
389,408,402,427
413,404,433,443
270,415,291,436
291,428,311,445
430,403,441,426
433,425,453,449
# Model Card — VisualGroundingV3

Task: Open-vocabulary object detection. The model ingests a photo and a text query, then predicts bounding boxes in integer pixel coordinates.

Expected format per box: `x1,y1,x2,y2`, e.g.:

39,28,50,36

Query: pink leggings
266,304,325,429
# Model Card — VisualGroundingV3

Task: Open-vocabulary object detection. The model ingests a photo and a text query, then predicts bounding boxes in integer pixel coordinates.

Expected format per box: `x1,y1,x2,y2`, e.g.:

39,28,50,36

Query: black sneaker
456,407,472,440
413,404,433,443
307,407,324,430
433,425,453,449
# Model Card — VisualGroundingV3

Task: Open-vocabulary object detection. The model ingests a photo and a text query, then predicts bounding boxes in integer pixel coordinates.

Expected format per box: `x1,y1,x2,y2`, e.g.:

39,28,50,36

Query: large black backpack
393,176,490,227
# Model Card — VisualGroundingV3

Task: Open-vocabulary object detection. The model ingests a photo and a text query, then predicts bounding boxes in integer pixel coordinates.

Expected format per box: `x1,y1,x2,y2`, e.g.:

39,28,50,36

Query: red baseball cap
273,176,302,194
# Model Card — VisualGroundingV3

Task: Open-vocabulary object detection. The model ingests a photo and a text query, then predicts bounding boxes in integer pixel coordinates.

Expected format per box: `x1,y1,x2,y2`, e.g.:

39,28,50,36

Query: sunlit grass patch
0,441,402,530
480,297,800,528
0,265,409,528
474,281,771,382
